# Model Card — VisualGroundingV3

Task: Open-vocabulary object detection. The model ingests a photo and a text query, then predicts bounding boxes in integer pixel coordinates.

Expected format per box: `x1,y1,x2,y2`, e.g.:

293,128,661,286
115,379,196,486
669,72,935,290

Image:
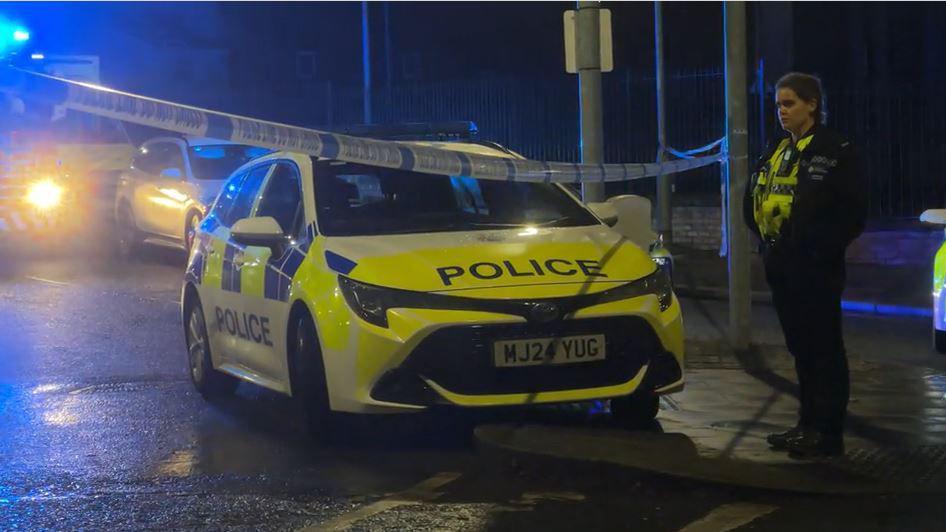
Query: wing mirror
605,194,659,248
586,201,619,227
231,216,290,255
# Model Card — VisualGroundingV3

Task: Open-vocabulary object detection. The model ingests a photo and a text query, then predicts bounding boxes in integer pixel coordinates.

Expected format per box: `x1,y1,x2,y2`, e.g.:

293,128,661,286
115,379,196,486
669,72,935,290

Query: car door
132,140,189,238
151,140,192,238
230,160,308,388
199,162,273,377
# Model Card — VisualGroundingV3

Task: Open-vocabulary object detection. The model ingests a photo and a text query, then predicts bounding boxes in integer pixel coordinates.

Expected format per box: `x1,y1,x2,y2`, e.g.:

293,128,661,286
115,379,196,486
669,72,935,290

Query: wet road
0,246,944,531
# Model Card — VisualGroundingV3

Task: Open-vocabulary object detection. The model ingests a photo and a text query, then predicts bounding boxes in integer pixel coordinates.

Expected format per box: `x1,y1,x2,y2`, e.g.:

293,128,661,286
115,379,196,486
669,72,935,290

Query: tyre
184,296,239,398
289,312,334,440
610,391,660,430
184,210,201,254
115,205,141,259
936,329,946,354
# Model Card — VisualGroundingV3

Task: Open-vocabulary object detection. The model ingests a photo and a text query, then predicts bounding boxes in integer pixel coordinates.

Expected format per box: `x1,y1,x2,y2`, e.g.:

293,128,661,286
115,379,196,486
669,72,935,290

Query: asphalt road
0,244,943,531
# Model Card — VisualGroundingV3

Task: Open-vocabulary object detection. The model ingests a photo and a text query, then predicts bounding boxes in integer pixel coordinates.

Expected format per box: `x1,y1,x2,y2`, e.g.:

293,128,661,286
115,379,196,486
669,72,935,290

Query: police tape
1,65,725,184
663,138,725,160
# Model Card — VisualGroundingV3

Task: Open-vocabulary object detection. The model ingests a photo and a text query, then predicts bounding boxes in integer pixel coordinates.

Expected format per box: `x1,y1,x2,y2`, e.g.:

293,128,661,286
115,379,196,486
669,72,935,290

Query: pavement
476,247,946,494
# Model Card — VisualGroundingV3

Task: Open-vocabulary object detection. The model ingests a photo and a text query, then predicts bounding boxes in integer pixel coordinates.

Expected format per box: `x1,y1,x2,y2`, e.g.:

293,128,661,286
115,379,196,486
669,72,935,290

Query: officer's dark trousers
763,250,849,439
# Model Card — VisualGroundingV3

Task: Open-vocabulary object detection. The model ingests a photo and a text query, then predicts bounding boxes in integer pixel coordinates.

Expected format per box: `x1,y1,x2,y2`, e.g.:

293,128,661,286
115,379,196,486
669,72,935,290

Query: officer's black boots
785,431,845,459
766,426,806,450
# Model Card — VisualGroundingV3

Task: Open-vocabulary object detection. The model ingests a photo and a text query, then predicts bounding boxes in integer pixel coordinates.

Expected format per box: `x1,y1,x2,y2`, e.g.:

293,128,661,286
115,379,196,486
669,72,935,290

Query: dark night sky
1,2,725,84
2,2,943,87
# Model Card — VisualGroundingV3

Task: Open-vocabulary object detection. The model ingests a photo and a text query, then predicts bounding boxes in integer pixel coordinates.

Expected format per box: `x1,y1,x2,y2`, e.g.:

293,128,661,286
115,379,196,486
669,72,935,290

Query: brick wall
668,206,946,265
671,206,722,250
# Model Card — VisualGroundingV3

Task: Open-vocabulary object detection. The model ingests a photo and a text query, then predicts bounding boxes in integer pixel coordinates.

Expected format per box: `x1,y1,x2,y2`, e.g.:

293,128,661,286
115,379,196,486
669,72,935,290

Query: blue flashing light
874,304,933,318
12,29,29,42
30,53,44,60
841,300,875,314
841,299,933,318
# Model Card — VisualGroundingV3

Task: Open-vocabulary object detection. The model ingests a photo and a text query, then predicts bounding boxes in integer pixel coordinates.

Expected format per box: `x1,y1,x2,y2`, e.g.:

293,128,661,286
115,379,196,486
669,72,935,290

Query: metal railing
226,71,945,219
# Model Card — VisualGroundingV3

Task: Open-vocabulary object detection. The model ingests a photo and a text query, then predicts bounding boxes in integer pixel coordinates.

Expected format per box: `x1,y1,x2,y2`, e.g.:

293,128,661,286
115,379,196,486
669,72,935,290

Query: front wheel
185,298,239,398
115,206,140,259
289,314,334,440
936,329,946,354
610,391,660,430
184,210,201,254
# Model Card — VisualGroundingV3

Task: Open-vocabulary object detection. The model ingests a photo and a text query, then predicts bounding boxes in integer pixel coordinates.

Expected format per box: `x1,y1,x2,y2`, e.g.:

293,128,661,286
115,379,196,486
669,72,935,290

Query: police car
921,208,946,353
181,141,684,433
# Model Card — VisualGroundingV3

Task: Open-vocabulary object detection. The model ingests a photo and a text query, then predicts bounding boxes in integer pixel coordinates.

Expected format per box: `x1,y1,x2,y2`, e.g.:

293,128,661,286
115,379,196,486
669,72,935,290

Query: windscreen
187,144,271,181
314,160,599,236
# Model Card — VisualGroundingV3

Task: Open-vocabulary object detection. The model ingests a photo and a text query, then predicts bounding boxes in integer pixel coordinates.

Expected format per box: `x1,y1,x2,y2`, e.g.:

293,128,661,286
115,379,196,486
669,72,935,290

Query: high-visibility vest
752,134,814,241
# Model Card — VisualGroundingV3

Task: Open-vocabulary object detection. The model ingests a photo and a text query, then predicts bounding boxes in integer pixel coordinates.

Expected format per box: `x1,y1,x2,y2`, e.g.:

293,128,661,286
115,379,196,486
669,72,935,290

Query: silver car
114,136,269,256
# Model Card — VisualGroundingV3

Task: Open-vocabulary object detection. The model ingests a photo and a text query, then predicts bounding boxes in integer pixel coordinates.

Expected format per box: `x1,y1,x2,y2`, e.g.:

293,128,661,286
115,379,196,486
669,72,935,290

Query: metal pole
362,0,372,124
757,57,765,154
654,0,673,243
724,1,751,351
577,1,605,202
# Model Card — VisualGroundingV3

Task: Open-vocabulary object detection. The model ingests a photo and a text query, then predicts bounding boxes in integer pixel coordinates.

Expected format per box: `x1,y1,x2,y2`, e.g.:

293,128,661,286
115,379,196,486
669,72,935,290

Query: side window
161,144,186,177
209,170,247,225
131,147,148,173
255,162,303,237
224,163,271,226
132,141,184,178
450,176,489,215
132,143,164,174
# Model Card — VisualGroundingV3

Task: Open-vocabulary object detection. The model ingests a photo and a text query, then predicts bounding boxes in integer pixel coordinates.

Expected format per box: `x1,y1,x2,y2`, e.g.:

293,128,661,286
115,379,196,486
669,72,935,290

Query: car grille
398,316,663,396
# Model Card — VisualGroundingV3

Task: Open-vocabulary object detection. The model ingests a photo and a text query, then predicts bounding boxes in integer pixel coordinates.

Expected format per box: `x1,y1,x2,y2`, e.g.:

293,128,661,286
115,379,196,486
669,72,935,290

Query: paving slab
476,349,946,494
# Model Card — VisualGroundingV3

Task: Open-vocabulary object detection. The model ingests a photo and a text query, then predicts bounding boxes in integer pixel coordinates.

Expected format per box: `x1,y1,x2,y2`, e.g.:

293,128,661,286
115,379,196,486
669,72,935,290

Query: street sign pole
565,2,612,203
654,1,673,243
724,1,751,351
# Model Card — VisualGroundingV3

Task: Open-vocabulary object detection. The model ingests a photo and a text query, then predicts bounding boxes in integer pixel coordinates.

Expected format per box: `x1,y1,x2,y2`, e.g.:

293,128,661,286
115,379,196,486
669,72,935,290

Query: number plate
493,334,606,368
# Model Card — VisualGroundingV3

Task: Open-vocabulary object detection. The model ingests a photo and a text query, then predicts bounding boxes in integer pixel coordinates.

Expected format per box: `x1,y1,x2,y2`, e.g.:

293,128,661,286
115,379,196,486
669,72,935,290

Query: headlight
649,235,674,287
339,276,396,328
651,267,674,312
651,255,673,282
25,179,64,210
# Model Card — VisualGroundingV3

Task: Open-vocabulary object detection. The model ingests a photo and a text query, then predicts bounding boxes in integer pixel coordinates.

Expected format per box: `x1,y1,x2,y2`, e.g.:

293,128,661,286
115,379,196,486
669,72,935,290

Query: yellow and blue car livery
182,145,684,415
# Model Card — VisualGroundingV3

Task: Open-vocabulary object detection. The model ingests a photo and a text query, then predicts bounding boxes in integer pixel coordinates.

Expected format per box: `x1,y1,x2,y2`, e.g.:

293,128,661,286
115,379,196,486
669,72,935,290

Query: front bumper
370,316,680,407
319,290,684,413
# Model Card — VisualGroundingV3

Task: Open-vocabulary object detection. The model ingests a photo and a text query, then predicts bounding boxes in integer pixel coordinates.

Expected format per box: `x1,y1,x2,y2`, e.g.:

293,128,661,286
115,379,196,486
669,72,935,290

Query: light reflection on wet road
0,250,484,529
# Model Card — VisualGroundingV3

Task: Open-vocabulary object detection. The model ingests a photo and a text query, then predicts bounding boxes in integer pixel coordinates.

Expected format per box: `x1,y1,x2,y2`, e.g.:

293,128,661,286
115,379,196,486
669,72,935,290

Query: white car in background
114,136,270,256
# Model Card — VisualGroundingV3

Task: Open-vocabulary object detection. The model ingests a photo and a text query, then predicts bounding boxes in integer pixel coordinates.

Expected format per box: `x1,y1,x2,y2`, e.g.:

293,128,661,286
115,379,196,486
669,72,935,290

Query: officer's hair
776,72,826,123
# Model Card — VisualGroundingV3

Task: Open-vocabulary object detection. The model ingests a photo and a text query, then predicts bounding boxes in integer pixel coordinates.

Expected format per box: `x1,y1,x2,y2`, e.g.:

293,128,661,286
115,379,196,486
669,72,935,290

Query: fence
224,70,944,220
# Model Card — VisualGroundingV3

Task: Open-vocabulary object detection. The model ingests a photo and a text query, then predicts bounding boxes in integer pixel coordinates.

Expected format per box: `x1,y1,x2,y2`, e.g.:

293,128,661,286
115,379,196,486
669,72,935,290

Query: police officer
743,72,867,458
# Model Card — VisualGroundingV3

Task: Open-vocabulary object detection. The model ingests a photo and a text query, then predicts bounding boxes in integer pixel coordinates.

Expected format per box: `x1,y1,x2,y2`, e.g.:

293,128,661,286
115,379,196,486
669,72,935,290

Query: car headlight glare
25,179,64,210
